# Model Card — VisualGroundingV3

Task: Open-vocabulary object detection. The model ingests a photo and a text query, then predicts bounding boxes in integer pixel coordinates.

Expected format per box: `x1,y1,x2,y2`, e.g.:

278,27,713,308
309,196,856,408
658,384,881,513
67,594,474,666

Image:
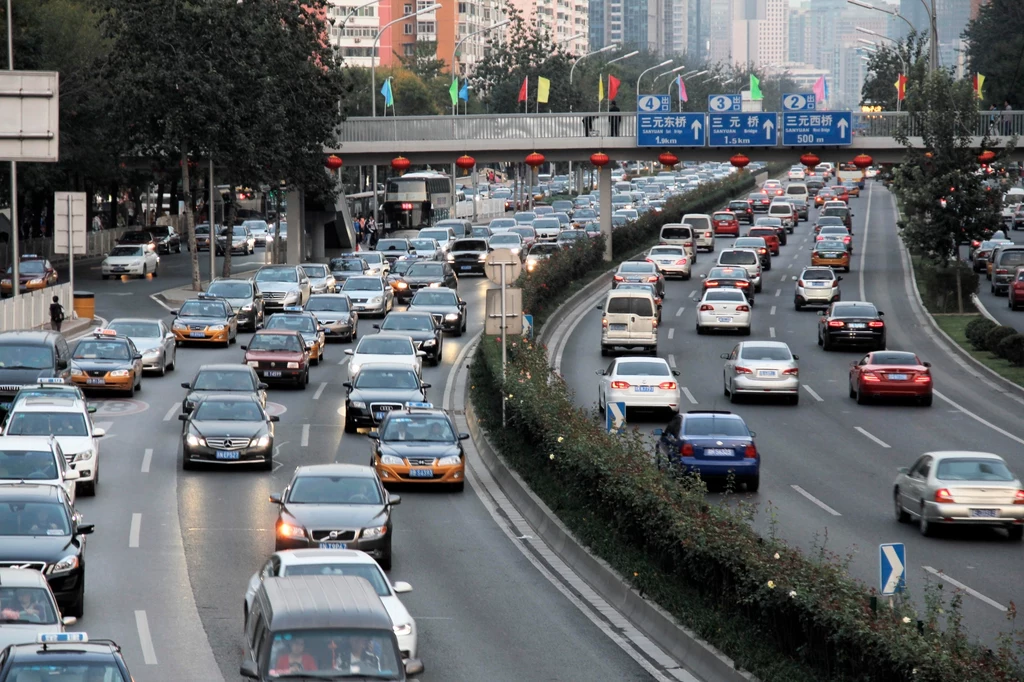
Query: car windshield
409,239,436,251
620,262,655,274
719,252,756,265
0,345,53,370
529,244,561,256
575,209,596,219
0,586,59,624
266,315,316,333
107,321,161,337
816,217,845,226
708,268,744,279
307,297,350,313
0,450,58,481
0,502,69,536
281,563,390,595
194,400,263,421
354,368,420,389
109,246,143,258
289,476,383,505
406,264,443,277
195,225,210,235
418,230,448,241
870,351,919,365
705,290,747,302
382,415,455,442
301,265,328,278
713,213,733,221
683,417,750,437
248,334,303,352
471,228,491,237
243,221,268,232
823,208,848,217
514,213,536,223
615,361,670,377
179,301,229,318
412,291,458,307
820,228,849,236
735,239,765,248
330,259,365,272
357,337,413,355
740,345,792,361
73,339,131,360
489,219,516,229
193,370,255,391
803,269,835,280
490,235,521,247
343,278,383,292
376,239,409,251
207,281,252,298
453,239,487,252
833,304,878,318
256,268,298,283
935,458,1015,482
265,628,401,678
511,228,536,238
391,261,413,275
6,412,88,437
381,315,433,332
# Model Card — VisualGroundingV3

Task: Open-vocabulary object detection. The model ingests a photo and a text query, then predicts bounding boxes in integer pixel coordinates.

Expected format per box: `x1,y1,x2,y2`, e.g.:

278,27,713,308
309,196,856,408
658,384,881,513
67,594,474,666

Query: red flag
895,74,907,101
607,74,621,101
517,77,528,103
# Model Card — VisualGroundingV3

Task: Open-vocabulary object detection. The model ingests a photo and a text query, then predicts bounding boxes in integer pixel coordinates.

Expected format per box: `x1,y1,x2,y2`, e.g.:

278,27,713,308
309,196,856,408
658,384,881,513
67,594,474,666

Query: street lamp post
635,60,672,174
847,0,936,71
569,43,618,111
451,19,510,115
858,28,908,111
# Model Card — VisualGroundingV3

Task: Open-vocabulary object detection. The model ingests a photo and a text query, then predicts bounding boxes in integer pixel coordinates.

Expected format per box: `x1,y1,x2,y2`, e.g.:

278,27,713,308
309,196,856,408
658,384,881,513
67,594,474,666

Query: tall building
708,0,732,64
757,0,788,67
664,0,691,57
589,0,666,54
509,0,589,55
788,7,808,63
328,0,396,69
899,0,972,69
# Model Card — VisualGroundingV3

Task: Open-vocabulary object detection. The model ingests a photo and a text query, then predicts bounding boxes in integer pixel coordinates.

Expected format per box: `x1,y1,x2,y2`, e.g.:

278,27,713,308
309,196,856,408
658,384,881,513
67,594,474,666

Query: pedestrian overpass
328,111,1023,165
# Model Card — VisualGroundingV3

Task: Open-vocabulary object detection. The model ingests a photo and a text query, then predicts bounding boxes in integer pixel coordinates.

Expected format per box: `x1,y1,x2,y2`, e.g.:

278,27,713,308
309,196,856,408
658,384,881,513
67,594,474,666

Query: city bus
381,171,453,232
836,162,865,188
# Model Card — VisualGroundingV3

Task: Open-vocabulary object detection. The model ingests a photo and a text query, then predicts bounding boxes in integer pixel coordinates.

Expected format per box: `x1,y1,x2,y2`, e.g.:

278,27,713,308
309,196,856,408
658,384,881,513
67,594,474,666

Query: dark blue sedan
655,410,760,491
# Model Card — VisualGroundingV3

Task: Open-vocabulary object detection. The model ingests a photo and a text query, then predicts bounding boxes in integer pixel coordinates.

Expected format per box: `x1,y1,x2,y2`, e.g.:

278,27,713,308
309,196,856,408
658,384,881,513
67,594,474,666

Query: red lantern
978,150,996,164
658,152,679,167
455,154,475,170
525,152,545,168
729,153,750,169
852,154,873,170
590,152,610,167
391,156,411,173
325,154,343,170
800,153,820,168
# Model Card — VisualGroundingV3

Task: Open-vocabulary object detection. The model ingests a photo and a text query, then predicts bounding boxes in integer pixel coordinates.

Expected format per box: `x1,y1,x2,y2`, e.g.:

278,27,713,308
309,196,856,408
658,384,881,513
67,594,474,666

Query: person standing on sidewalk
49,296,65,333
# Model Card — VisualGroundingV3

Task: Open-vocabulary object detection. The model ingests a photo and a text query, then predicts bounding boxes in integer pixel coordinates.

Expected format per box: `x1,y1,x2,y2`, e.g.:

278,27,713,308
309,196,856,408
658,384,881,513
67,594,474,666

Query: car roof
261,575,391,632
683,410,744,420
108,317,162,325
739,340,789,348
0,331,60,345
194,393,262,404
294,463,378,478
8,397,87,412
412,286,457,295
0,484,63,501
0,436,56,450
0,567,52,587
197,363,254,373
921,451,1006,463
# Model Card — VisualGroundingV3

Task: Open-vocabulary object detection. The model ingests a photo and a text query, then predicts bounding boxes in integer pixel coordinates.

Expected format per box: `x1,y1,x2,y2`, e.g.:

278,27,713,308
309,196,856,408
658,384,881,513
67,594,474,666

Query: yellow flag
537,77,551,104
598,74,604,102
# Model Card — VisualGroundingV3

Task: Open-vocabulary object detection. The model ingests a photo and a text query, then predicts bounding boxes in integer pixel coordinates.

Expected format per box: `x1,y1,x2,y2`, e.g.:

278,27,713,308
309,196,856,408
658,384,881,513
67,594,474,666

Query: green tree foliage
892,70,1008,266
340,67,446,118
964,0,1024,108
860,30,928,110
399,40,446,82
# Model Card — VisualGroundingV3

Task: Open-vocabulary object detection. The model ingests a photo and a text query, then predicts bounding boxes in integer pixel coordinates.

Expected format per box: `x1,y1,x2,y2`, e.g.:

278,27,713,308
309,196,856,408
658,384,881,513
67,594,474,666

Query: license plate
717,317,733,323
633,386,655,393
408,468,434,478
460,266,472,271
757,370,778,378
374,412,387,420
189,331,207,338
323,329,333,334
264,370,282,377
319,542,347,549
969,509,999,518
216,450,240,460
704,448,734,457
888,374,908,381
86,378,105,385
848,323,866,329
609,323,627,331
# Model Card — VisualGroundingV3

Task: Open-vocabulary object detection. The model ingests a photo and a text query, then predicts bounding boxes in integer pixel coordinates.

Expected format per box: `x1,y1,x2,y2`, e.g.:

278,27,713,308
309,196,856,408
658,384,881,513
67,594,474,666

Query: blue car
655,410,760,491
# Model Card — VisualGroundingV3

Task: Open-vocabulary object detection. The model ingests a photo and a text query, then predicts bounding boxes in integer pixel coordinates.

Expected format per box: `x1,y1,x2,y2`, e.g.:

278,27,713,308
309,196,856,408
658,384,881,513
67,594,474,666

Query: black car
0,637,132,681
727,199,754,224
448,238,490,275
149,225,182,254
181,364,267,413
375,311,443,366
407,287,467,336
747,192,771,213
0,331,72,408
206,278,265,331
270,463,400,570
790,197,810,221
329,257,371,283
342,364,429,433
818,301,886,351
0,484,93,617
179,393,278,470
115,230,158,252
401,262,459,294
305,293,358,342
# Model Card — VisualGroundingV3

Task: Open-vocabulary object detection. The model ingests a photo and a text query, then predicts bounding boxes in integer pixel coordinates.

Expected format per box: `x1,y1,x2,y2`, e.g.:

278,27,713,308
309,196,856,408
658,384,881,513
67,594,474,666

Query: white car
645,245,691,279
696,288,752,335
356,251,389,278
101,245,159,279
0,435,80,503
0,567,76,650
721,341,800,405
596,357,680,416
244,549,417,659
344,333,425,380
416,227,456,255
788,166,806,180
487,217,516,234
3,398,105,496
106,317,176,375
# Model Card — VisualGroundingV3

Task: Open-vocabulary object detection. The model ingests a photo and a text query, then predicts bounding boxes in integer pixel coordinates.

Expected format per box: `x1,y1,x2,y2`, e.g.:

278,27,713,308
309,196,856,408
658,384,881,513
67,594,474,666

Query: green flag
750,74,763,101
449,79,459,107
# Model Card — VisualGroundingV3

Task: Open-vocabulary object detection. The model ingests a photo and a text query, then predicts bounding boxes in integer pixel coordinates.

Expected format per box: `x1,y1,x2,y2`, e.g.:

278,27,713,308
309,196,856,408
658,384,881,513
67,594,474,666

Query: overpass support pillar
599,166,612,262
286,189,305,264
311,218,326,261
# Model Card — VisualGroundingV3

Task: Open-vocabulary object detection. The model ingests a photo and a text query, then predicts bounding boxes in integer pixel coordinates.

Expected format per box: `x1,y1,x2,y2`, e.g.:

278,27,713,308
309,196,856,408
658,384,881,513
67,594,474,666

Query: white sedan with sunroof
596,357,681,415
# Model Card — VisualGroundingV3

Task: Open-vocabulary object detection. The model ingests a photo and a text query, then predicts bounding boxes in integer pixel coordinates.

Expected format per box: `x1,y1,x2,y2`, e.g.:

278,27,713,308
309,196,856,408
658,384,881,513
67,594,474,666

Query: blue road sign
783,93,817,111
605,402,627,434
522,314,534,340
637,94,671,113
708,94,742,113
879,543,906,596
637,113,706,147
782,111,852,146
708,112,778,147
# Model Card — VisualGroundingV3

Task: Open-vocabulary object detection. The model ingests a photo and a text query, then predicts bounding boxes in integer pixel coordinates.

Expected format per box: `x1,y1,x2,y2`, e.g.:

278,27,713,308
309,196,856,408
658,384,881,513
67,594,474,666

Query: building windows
403,43,416,56
404,23,414,34
404,4,412,14
417,22,436,33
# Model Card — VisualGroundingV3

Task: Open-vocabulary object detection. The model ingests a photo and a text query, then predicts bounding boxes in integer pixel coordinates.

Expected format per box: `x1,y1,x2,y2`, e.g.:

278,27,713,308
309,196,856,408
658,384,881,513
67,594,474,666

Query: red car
242,329,310,388
849,350,932,406
712,211,740,236
1009,267,1024,310
747,227,780,255
831,185,850,203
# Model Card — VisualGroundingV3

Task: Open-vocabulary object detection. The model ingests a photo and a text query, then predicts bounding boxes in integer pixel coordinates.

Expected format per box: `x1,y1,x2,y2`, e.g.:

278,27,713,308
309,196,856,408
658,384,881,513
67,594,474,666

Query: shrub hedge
984,325,1018,353
996,333,1024,366
964,317,997,350
470,339,1023,681
914,259,980,314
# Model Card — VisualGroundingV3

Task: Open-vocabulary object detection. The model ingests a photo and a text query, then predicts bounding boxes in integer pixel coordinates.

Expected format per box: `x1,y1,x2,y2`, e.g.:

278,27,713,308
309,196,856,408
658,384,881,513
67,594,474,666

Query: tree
399,40,446,82
339,67,445,118
860,30,928,111
964,0,1024,108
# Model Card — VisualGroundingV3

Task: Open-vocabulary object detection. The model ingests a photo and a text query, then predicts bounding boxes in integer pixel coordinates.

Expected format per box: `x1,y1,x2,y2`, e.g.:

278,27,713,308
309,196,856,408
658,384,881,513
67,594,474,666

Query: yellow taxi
1,255,58,297
70,329,143,396
263,308,326,365
811,240,851,272
170,294,239,347
370,406,468,492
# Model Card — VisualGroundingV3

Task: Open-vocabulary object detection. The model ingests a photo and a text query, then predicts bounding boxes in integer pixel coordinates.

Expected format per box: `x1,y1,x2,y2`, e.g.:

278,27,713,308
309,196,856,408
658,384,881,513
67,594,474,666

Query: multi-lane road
557,182,1024,645
63,240,659,680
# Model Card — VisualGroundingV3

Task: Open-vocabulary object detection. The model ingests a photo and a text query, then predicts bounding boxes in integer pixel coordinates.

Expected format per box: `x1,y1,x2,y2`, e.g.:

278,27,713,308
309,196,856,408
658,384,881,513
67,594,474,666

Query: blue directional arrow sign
637,113,706,147
783,92,817,111
782,111,853,146
637,94,671,113
605,402,627,434
879,543,906,596
708,112,778,147
708,94,742,113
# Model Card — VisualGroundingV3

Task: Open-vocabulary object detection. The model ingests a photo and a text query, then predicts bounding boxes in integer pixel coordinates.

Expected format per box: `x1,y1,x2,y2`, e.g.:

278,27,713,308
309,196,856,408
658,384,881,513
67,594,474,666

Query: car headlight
287,362,300,369
110,369,130,377
27,278,43,286
277,522,307,540
446,254,455,262
241,304,253,312
445,313,460,321
186,434,205,447
380,454,403,465
208,325,225,331
284,292,299,302
142,348,160,357
393,623,413,636
173,321,187,330
71,368,84,376
349,400,366,409
478,253,488,261
0,279,10,285
47,555,78,575
395,281,408,289
369,296,382,304
360,525,388,539
246,360,259,368
73,449,94,462
438,454,462,466
428,282,442,288
422,339,436,347
251,435,271,448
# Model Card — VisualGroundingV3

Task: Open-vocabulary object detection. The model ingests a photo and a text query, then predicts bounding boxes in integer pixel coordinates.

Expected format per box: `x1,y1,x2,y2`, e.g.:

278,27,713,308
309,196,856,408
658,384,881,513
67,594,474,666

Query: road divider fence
0,282,73,331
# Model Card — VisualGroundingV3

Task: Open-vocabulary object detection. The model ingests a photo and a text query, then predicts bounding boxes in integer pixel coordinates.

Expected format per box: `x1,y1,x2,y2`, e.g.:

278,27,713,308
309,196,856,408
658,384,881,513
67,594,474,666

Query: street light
847,0,936,71
451,19,510,114
372,3,441,117
569,43,618,87
653,64,688,85
607,50,639,66
559,32,586,48
636,59,673,103
857,29,907,112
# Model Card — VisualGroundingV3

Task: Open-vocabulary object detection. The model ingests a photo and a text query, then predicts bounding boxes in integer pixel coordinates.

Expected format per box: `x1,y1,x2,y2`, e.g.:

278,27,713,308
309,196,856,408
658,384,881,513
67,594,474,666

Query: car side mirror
367,431,379,439
388,494,402,506
459,432,470,440
76,523,94,535
750,431,757,438
344,349,354,355
269,493,282,504
240,659,259,679
416,351,426,357
342,381,353,389
595,369,606,375
170,310,179,316
923,361,931,368
178,414,188,421
897,467,909,474
258,383,269,390
269,415,280,422
372,324,380,330
672,370,681,376
720,353,730,359
817,310,825,315
421,382,431,389
792,355,799,361
240,345,248,350
65,469,80,481
459,300,467,308
393,581,412,594
133,353,143,360
878,311,884,316
837,276,843,281
595,305,602,311
62,616,77,626
87,405,96,414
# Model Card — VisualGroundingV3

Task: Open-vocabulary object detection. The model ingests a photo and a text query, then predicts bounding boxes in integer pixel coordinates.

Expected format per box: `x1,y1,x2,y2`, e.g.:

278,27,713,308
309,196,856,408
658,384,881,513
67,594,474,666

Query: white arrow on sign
837,118,849,138
691,118,703,139
762,118,775,136
882,545,904,593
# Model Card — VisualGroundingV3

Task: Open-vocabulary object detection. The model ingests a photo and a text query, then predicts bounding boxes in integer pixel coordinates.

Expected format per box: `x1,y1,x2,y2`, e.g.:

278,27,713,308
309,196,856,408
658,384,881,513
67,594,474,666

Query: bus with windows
382,171,453,232
836,162,865,189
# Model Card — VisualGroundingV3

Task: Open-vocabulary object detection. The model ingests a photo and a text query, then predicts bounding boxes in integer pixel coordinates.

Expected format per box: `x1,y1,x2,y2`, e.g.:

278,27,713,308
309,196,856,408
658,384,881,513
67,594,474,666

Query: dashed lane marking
681,387,697,404
162,403,178,421
301,424,310,447
135,610,158,665
667,328,675,340
769,327,776,338
802,385,824,402
791,485,842,516
774,288,781,297
675,306,684,317
855,426,890,448
313,382,327,400
141,449,153,473
668,354,676,369
922,566,1007,612
129,513,142,548
770,305,776,316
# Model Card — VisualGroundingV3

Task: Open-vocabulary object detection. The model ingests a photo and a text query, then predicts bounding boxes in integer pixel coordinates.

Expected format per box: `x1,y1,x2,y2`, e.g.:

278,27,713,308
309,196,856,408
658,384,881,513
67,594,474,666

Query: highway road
970,227,1024,329
63,239,661,680
557,182,1024,645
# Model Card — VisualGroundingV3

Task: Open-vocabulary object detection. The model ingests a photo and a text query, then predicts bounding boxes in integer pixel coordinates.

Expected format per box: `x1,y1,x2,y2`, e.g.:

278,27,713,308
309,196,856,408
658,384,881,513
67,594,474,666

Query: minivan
785,183,809,203
434,219,471,239
717,249,763,292
0,331,72,407
659,224,696,260
991,246,1024,294
242,574,424,681
598,289,658,356
767,202,796,233
682,214,715,252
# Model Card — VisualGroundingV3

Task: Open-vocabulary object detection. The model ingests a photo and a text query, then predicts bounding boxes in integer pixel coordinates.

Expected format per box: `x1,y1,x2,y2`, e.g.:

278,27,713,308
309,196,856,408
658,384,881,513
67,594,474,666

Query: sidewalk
42,317,96,339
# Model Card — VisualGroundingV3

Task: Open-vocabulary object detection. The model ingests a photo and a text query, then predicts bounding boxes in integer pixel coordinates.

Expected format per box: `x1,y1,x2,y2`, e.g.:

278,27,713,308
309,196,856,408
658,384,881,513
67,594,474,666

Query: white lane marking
791,485,842,516
667,328,675,340
313,382,327,400
859,182,873,300
787,263,792,269
690,290,699,300
338,357,349,367
141,448,153,473
675,306,684,317
162,403,178,421
770,305,776,316
922,566,1007,611
301,424,310,447
129,513,142,548
802,385,824,402
769,327,776,338
668,354,677,368
934,390,1024,447
792,253,799,259
148,294,176,313
135,610,159,664
681,387,697,404
854,426,890,448
774,288,781,297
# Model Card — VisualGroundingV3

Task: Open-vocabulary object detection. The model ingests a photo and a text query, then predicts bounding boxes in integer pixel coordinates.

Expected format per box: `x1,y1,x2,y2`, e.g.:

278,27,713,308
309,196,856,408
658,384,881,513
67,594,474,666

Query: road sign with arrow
879,543,906,596
636,113,706,147
708,112,778,147
781,111,852,146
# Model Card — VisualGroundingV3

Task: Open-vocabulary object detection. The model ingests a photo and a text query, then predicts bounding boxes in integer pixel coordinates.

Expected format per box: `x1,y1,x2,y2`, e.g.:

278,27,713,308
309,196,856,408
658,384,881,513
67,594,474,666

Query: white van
785,183,809,202
599,289,658,356
767,202,796,233
682,213,715,252
658,224,696,260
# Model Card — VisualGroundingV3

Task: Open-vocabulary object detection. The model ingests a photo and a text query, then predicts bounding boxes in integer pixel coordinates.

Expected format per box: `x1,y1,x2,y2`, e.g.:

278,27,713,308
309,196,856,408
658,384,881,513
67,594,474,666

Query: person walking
583,114,595,137
1004,100,1014,136
609,100,621,137
367,216,378,248
354,215,363,248
49,296,65,333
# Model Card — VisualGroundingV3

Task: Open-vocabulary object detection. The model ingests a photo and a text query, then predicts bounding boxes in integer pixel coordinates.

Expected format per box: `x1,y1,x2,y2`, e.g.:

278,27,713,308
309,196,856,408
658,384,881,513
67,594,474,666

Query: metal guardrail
0,282,73,332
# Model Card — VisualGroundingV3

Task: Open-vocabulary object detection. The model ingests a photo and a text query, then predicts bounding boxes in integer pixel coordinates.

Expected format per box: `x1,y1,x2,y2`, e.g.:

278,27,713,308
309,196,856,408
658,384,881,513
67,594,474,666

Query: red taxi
712,211,740,237
831,185,850,203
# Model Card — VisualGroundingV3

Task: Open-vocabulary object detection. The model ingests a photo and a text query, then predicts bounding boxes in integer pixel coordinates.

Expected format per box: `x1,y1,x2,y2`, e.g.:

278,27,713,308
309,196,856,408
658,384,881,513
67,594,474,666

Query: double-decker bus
381,172,453,232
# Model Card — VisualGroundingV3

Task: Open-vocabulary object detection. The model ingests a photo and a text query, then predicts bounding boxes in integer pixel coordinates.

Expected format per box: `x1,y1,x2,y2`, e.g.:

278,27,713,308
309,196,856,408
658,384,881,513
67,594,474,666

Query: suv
0,332,72,407
991,246,1024,295
654,411,760,491
717,249,763,292
794,267,842,310
767,201,796,233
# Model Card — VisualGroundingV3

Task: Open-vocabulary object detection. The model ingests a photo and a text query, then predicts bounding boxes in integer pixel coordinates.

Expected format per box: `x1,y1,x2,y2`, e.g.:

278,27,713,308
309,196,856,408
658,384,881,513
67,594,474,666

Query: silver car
721,341,799,404
304,293,358,342
300,263,337,294
106,318,176,375
645,245,691,279
358,251,390,277
894,451,1024,539
254,265,311,311
341,276,394,317
794,267,841,310
409,238,443,261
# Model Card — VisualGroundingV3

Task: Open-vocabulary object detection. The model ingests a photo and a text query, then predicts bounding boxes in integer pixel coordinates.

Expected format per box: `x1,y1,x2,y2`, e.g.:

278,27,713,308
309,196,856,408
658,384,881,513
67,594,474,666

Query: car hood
282,503,388,528
176,315,231,326
0,369,58,386
402,275,445,286
131,338,163,353
53,435,94,456
379,442,460,458
71,358,131,371
255,282,300,294
349,388,425,404
309,310,352,323
0,535,76,561
192,421,266,438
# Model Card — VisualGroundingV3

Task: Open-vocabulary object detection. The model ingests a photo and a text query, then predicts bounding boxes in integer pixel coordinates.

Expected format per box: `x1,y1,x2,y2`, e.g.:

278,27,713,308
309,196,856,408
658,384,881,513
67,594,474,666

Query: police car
0,634,132,681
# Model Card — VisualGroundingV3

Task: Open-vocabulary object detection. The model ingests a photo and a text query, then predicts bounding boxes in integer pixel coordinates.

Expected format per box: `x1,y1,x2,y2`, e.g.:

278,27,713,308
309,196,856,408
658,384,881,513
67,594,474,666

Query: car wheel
1008,525,1024,541
696,324,704,335
312,353,320,367
66,581,85,619
920,394,933,407
729,386,739,403
600,346,609,356
919,505,934,537
182,452,195,470
790,392,800,405
683,272,691,281
795,301,803,311
156,358,166,377
745,476,760,492
822,334,832,351
78,476,96,498
755,283,762,293
742,326,751,336
167,349,176,371
894,490,910,523
452,480,465,492
430,353,440,367
152,264,159,277
849,381,856,399
101,275,109,280
817,331,823,346
379,542,393,571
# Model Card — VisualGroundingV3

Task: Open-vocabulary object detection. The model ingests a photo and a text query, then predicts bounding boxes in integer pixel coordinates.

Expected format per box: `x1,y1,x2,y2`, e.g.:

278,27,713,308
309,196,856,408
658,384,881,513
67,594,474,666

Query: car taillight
843,236,851,243
699,304,714,311
914,374,931,383
797,280,805,286
828,320,845,327
861,371,881,382
658,381,677,390
704,232,713,238
736,281,749,288
684,241,694,247
737,305,750,312
646,258,655,264
613,275,624,281
868,320,884,328
971,240,981,248
734,366,753,374
996,269,1008,274
675,259,688,265
744,444,758,458
782,368,799,375
610,380,630,389
935,488,955,503
602,318,608,328
816,235,825,240
652,319,658,329
680,443,694,456
647,276,659,283
1015,490,1024,505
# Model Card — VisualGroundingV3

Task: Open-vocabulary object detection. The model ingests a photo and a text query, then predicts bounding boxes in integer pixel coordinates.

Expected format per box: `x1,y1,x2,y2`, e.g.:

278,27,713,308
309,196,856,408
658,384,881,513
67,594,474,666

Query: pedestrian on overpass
609,100,621,137
583,115,595,137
